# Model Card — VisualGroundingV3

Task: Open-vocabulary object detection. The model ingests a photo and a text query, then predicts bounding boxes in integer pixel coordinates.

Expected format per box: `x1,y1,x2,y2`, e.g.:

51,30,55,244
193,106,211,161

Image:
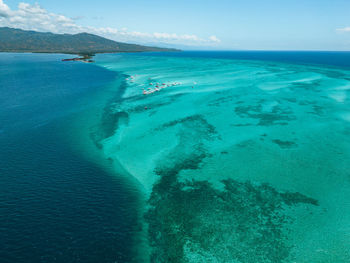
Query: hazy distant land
0,27,178,56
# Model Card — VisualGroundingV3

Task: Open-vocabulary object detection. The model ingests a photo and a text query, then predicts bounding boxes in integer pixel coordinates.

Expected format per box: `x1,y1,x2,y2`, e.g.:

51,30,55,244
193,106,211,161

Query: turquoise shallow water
93,52,350,262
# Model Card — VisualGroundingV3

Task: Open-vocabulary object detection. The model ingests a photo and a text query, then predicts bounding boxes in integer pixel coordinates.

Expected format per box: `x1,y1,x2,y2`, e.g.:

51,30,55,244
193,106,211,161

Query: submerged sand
91,53,350,262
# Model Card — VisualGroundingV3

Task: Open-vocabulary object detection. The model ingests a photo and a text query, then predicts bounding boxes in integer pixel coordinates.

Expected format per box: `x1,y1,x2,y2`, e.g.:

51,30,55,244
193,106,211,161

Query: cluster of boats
142,81,182,95
125,75,185,95
125,76,136,83
125,75,198,95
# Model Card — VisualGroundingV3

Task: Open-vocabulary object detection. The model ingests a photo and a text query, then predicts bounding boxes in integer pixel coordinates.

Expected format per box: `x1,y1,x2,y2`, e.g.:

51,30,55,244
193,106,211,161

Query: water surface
0,53,143,263
94,51,350,262
1,51,350,263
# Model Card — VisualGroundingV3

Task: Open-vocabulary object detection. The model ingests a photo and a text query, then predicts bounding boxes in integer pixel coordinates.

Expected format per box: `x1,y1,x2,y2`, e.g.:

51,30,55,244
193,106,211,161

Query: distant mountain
0,27,179,54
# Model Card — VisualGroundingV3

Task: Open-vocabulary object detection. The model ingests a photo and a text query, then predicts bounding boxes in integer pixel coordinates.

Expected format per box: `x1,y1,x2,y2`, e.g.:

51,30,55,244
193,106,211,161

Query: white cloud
336,27,350,32
0,0,221,46
209,35,221,43
0,0,84,33
0,0,10,17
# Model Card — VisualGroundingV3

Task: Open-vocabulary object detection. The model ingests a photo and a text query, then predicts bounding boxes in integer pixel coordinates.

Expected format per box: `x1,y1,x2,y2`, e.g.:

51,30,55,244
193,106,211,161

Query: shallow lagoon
94,52,350,262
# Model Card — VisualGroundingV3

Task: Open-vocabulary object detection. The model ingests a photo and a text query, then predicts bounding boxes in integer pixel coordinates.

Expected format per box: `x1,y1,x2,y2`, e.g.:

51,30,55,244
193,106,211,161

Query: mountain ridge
0,27,179,54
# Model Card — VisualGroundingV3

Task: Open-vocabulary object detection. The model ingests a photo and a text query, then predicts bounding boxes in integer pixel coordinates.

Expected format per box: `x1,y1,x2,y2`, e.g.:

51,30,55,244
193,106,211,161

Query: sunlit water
2,51,350,263
93,52,350,262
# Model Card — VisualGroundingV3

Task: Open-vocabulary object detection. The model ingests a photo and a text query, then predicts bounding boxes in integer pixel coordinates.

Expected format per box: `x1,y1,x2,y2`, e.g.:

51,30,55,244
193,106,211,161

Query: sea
1,51,350,262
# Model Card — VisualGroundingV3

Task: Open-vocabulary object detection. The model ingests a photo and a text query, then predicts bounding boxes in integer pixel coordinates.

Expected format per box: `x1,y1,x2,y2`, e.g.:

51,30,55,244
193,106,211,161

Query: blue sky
1,0,350,50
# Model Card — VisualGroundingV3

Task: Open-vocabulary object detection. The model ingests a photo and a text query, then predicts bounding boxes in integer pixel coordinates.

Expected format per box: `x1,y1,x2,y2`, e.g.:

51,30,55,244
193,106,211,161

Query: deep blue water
0,53,141,263
139,50,350,69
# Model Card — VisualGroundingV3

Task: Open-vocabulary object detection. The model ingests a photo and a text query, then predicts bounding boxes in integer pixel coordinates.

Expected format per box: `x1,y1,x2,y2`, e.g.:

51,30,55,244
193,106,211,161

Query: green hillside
0,27,178,54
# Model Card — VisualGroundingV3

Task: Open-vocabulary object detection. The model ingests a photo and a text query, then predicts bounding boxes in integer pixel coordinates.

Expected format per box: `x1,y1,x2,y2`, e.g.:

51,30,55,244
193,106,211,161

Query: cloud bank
0,0,220,46
337,27,350,32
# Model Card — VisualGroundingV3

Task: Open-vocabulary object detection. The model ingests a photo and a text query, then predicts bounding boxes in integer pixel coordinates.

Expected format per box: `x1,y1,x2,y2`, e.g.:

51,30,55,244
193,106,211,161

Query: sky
1,0,350,50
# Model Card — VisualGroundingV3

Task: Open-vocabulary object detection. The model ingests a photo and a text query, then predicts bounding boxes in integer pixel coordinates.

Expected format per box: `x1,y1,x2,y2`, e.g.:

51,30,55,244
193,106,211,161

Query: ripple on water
94,53,350,262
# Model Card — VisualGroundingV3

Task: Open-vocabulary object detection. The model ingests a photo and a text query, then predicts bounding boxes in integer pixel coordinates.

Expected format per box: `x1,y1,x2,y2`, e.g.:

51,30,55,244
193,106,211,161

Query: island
61,55,95,63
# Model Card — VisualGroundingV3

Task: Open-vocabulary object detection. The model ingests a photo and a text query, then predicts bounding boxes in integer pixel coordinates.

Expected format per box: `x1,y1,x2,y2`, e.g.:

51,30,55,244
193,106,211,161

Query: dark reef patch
115,92,184,115
128,101,170,113
207,94,238,107
236,139,255,148
310,105,324,116
101,111,129,139
284,98,297,103
313,69,348,80
272,139,297,149
145,168,319,263
154,144,208,182
280,192,318,206
157,114,220,140
231,123,254,127
297,100,325,116
145,109,318,262
234,104,296,126
90,110,129,148
89,74,130,148
289,79,322,92
90,85,185,147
